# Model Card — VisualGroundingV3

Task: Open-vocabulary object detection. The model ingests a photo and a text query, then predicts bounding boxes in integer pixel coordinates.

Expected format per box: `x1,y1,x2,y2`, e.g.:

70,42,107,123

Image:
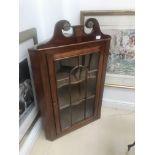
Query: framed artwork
80,10,135,88
19,28,39,144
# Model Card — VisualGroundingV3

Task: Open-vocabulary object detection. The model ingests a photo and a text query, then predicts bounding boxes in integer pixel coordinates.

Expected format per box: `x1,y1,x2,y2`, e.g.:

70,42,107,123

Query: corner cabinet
29,18,111,141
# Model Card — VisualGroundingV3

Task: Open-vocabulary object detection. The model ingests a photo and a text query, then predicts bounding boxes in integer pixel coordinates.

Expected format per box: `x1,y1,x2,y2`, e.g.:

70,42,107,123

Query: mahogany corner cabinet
29,18,111,141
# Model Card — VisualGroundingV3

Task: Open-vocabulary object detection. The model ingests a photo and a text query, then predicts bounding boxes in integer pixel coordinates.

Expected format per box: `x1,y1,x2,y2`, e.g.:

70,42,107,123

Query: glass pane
55,52,99,130
71,82,86,102
72,100,85,124
86,97,95,118
84,53,99,70
58,84,70,109
70,66,86,102
60,107,71,129
87,71,97,97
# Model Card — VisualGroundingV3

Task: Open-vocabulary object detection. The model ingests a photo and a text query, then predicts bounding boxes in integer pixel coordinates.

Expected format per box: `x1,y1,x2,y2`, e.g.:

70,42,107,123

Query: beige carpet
29,107,135,155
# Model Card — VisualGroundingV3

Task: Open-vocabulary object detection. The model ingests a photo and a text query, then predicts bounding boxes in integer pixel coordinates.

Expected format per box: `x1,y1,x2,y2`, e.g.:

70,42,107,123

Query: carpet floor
29,107,135,155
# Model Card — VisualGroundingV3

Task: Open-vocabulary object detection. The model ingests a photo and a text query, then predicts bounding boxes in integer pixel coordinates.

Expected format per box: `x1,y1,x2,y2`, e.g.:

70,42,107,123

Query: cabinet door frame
46,46,106,135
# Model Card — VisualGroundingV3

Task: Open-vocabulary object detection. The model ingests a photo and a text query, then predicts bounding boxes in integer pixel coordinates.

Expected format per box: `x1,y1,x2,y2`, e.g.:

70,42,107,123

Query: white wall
62,0,135,24
20,0,135,41
19,0,64,42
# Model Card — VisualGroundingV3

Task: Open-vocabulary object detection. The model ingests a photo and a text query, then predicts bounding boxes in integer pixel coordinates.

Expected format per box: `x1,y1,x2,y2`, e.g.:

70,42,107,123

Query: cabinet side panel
97,41,111,117
28,51,57,140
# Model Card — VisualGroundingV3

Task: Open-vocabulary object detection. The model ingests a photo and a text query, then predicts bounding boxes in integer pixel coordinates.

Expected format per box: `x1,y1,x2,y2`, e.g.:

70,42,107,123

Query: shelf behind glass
60,96,95,129
56,69,98,88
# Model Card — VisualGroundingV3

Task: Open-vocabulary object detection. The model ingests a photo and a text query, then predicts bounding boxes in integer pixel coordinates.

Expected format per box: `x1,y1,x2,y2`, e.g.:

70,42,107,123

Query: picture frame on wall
80,10,135,89
19,28,39,144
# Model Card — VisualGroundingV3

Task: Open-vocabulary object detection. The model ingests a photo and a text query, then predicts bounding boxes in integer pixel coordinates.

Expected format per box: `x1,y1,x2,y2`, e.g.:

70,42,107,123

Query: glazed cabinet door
47,49,104,134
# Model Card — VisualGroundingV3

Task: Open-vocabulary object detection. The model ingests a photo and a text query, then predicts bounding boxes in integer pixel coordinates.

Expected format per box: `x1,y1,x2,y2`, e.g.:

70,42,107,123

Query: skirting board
19,118,43,155
103,98,135,111
20,99,134,155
